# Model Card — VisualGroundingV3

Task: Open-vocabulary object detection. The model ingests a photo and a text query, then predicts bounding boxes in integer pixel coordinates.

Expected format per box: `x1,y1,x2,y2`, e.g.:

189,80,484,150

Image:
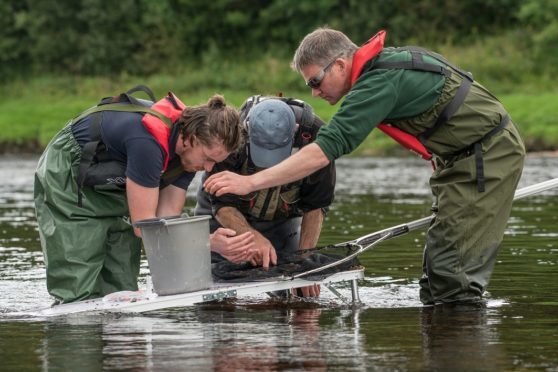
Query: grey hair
291,27,358,72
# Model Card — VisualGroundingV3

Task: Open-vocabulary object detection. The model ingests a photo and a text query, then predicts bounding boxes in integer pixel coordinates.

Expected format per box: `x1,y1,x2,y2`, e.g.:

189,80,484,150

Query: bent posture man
197,97,335,297
35,87,243,303
205,29,525,305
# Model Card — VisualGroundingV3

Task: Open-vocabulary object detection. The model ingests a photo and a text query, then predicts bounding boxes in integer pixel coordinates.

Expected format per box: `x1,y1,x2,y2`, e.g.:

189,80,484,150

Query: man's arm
127,178,160,237
295,208,325,297
298,208,324,250
216,206,277,268
127,181,187,237
157,184,187,217
204,143,330,197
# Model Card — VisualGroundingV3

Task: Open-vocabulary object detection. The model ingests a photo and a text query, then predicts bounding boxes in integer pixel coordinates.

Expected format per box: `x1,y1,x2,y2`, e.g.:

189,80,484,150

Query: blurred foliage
2,0,558,153
1,0,557,82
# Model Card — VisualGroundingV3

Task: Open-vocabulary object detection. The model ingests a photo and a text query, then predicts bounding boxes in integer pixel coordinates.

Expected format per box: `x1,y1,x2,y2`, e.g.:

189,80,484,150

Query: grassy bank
2,44,558,155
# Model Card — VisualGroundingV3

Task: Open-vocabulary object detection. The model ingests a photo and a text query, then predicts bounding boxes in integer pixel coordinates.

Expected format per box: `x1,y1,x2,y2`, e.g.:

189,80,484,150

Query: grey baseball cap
248,99,296,168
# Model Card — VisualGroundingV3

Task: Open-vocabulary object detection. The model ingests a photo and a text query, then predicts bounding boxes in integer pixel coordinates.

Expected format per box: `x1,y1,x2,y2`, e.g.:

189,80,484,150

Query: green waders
387,67,526,304
419,119,525,304
34,125,142,303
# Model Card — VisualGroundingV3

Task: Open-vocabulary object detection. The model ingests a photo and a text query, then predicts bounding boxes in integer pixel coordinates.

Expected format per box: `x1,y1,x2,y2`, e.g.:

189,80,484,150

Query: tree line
1,0,556,81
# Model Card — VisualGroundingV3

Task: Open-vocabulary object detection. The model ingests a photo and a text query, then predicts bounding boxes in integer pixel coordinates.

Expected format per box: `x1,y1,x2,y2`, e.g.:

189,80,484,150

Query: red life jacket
142,92,186,170
350,30,433,160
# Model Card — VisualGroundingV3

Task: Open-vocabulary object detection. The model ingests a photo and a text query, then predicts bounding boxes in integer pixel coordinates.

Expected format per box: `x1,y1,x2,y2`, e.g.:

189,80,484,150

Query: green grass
2,60,558,154
500,93,558,150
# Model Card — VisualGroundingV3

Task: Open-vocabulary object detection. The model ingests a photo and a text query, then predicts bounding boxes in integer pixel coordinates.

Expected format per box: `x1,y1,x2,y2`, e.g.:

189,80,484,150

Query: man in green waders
204,28,526,305
34,90,244,304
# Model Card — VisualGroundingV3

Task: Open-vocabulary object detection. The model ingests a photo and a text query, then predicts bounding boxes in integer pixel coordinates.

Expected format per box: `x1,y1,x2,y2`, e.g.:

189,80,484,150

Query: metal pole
350,279,361,306
292,178,558,279
352,178,558,248
514,178,558,200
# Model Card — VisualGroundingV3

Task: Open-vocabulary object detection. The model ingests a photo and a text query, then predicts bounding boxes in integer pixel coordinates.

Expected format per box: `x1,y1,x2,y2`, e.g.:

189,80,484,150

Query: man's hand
246,233,278,269
292,284,321,297
210,228,255,263
204,171,254,197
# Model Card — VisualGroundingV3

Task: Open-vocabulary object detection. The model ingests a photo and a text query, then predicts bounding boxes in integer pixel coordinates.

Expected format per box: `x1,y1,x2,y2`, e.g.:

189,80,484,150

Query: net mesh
211,243,362,282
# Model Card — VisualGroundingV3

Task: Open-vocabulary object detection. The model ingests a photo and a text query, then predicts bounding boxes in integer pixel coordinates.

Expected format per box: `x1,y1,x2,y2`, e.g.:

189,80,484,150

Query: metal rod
350,279,361,305
514,178,558,200
342,178,558,249
290,233,392,279
292,178,558,279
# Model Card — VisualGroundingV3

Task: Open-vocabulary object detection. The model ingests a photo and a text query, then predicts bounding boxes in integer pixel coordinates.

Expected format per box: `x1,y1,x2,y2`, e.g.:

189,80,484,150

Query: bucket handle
132,214,186,229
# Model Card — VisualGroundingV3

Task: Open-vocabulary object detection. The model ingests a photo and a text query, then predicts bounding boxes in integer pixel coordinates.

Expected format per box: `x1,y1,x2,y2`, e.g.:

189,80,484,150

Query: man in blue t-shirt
34,91,243,303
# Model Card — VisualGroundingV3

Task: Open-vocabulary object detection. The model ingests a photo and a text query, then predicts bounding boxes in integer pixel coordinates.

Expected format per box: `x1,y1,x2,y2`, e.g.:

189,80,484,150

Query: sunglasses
306,55,341,89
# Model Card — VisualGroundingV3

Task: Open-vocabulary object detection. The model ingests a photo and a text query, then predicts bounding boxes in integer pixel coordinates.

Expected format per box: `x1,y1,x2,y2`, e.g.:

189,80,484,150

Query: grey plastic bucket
134,215,213,295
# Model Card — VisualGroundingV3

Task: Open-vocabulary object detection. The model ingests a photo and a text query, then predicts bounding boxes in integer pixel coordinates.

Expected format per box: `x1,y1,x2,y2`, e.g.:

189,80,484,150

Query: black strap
418,77,472,144
464,115,510,193
287,99,316,146
374,50,452,78
76,112,103,207
474,142,485,192
126,85,156,102
370,47,474,145
388,46,473,81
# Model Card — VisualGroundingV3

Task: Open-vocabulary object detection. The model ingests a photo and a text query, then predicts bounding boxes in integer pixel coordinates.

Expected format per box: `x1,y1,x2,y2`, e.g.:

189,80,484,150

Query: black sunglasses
306,55,341,89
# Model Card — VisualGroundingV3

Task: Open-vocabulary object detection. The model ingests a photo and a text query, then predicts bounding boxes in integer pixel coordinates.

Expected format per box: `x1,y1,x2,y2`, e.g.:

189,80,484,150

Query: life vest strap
72,103,173,128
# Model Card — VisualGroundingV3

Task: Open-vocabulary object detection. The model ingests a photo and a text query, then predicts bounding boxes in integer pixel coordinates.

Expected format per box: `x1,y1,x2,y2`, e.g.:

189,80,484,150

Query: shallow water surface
1,155,557,370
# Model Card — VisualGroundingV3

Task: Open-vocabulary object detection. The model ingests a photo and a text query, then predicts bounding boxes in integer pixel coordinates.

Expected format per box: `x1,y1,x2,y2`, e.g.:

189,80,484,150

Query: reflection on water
24,308,367,371
420,305,505,371
1,154,558,370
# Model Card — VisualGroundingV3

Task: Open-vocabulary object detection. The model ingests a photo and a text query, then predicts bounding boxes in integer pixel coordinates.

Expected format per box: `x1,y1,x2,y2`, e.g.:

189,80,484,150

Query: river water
1,155,557,371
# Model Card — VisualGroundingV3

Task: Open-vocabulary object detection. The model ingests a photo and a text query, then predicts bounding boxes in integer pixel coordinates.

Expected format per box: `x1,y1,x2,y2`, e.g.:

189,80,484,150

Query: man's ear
181,134,195,149
337,57,348,72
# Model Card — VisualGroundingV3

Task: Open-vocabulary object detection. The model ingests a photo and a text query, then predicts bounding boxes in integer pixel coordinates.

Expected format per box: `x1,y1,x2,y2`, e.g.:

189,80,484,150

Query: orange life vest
350,30,433,160
141,92,186,170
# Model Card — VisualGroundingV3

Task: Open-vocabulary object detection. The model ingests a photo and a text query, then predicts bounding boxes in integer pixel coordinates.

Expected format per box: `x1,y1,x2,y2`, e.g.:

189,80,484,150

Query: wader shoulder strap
76,113,103,207
372,47,474,145
73,103,172,207
418,76,472,144
373,49,452,78
73,103,173,128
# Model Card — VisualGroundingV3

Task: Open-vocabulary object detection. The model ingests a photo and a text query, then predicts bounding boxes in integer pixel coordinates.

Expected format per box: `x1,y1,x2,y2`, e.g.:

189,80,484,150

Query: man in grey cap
196,97,336,297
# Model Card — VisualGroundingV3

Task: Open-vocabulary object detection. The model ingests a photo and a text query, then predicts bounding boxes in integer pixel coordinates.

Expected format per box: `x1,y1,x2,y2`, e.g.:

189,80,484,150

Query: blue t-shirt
72,109,195,190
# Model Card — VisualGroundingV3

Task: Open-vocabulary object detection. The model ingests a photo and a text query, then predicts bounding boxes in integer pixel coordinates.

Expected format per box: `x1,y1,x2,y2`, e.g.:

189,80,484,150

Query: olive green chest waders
34,125,141,303
381,49,526,304
398,77,524,304
421,119,524,304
